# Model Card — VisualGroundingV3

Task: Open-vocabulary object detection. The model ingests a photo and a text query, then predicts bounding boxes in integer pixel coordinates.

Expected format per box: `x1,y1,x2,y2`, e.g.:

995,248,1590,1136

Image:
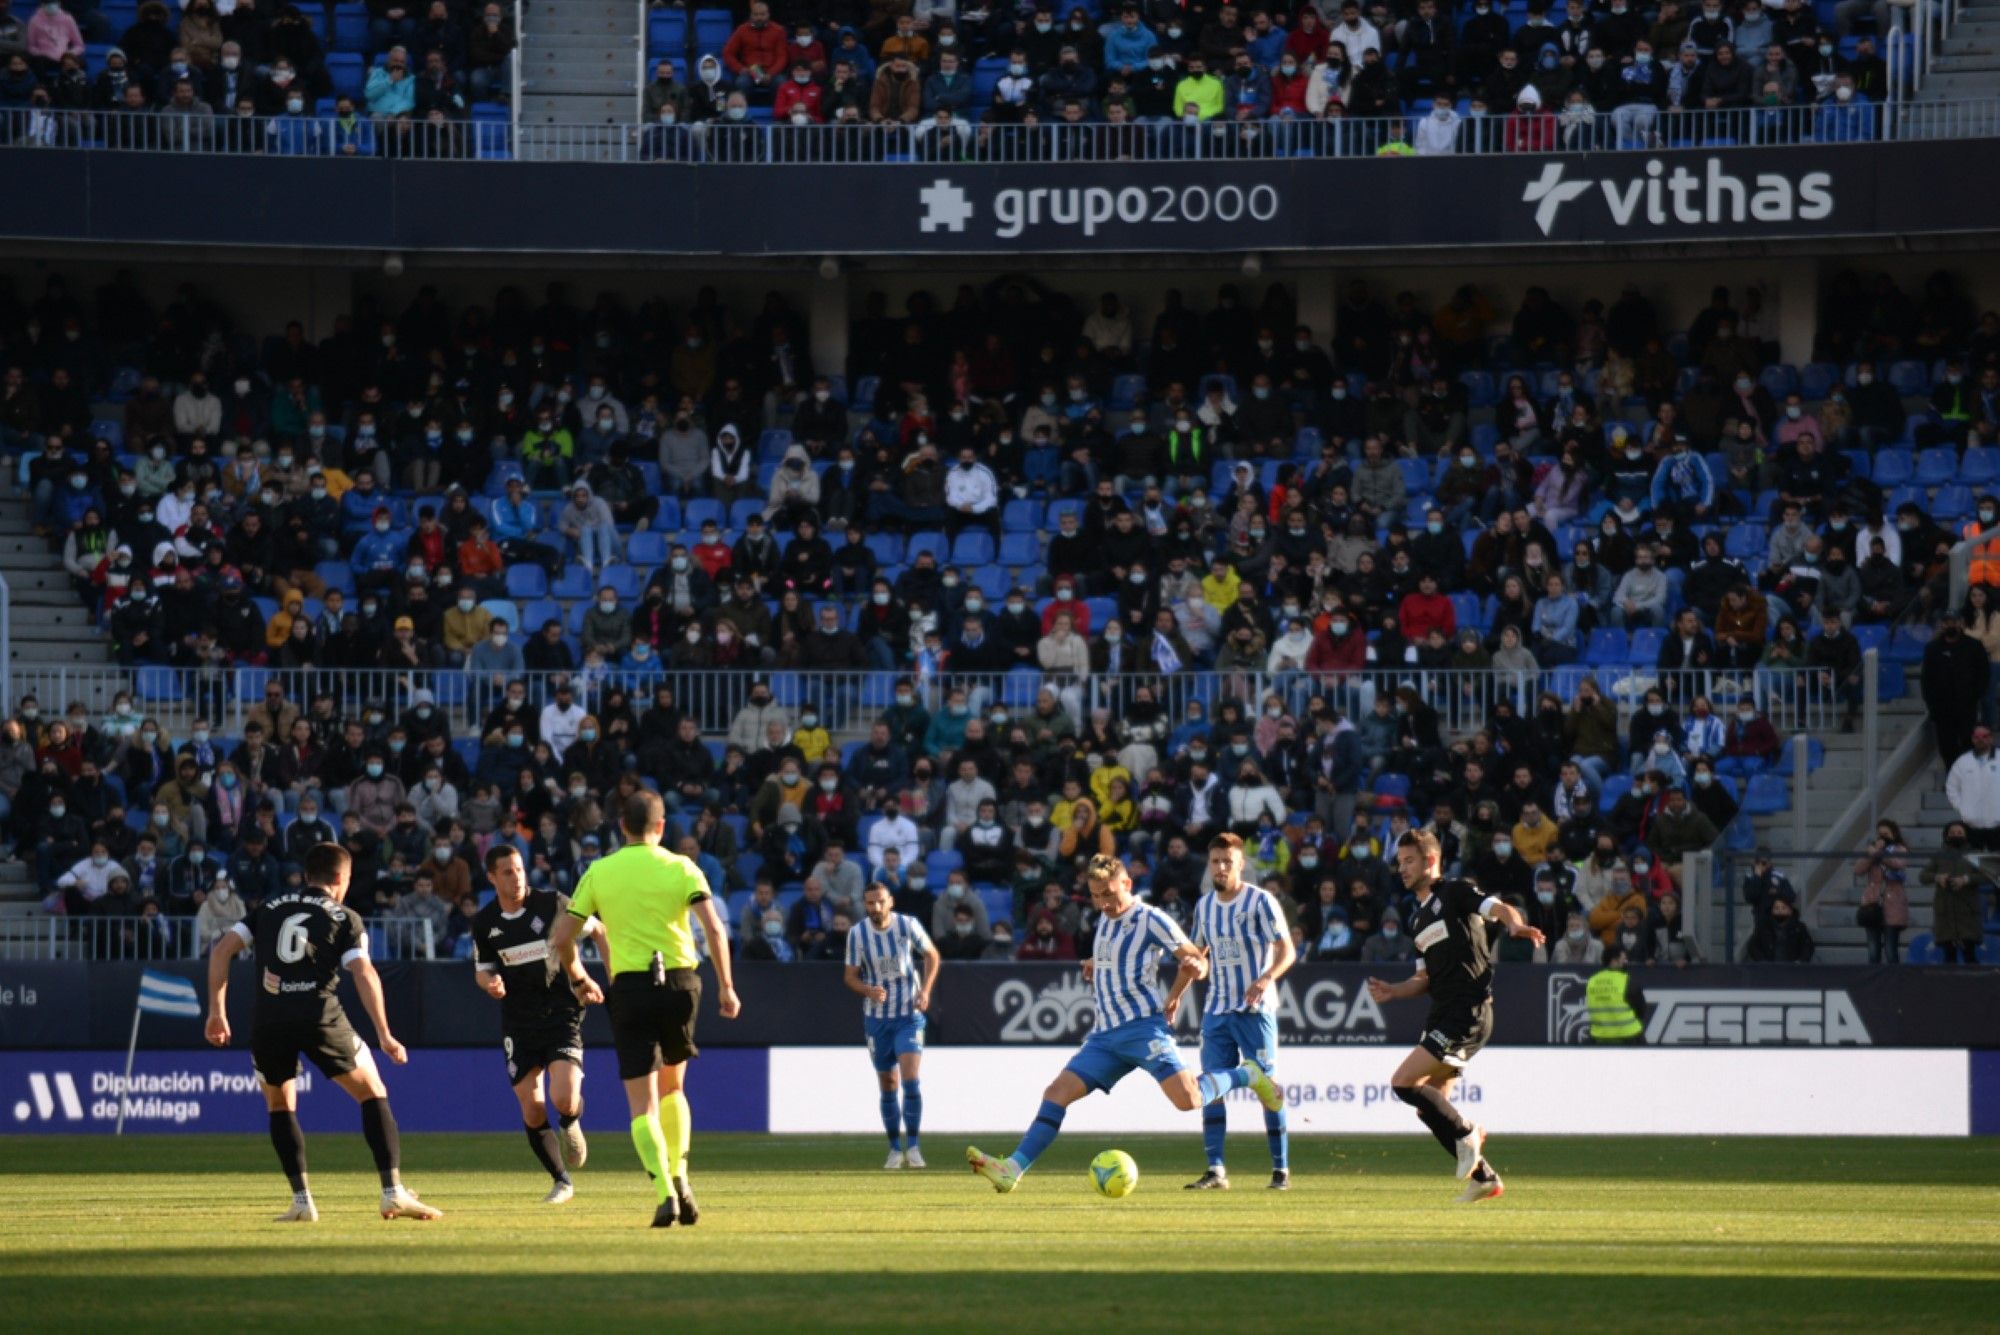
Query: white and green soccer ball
1089,1150,1139,1199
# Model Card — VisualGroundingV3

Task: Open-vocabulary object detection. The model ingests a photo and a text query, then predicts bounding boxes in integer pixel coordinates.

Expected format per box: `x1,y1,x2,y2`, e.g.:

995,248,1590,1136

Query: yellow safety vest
1586,968,1642,1041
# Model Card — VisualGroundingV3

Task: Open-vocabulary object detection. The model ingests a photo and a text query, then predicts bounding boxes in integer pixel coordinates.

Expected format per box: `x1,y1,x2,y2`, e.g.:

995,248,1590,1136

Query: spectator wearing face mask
936,901,988,960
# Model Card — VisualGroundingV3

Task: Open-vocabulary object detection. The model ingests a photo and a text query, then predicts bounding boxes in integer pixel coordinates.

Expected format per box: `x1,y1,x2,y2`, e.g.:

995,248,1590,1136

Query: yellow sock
629,1113,671,1204
660,1091,691,1180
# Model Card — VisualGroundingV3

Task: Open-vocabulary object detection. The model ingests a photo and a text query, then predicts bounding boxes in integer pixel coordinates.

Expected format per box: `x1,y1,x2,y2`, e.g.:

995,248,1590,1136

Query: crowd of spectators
4,264,1998,963
0,0,513,151
633,0,1896,162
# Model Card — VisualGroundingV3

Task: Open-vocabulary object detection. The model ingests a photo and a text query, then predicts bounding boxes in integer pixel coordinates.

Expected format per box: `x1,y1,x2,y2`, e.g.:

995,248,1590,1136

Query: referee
552,791,741,1228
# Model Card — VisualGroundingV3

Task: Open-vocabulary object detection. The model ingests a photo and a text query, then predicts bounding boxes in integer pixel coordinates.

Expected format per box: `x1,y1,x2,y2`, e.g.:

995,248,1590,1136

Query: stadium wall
4,962,1998,1050
6,141,1999,256
3,1048,1993,1137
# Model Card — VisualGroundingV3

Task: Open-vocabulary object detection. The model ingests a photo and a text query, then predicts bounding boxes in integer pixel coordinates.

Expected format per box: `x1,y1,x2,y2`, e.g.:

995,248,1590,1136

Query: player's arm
843,963,886,1002
1366,966,1430,1003
914,935,941,1012
550,910,604,1006
203,925,249,1047
692,893,741,1018
474,962,505,999
1245,916,1297,1011
346,952,408,1065
1482,893,1546,946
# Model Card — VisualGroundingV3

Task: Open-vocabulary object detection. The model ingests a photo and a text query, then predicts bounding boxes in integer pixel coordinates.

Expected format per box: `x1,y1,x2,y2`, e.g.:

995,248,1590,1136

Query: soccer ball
1089,1150,1139,1199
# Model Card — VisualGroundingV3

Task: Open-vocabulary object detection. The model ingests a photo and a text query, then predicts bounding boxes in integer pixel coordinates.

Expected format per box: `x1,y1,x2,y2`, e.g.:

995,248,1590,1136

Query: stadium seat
1888,360,1930,396
924,848,964,879
1869,449,1913,487
626,532,668,568
998,532,1039,568
1723,524,1767,560
951,530,996,566
865,533,904,566
1741,773,1790,814
1934,486,1973,520
1626,628,1665,665
550,565,594,599
1001,669,1042,708
1108,374,1146,409
326,52,364,98
906,531,948,564
1582,628,1628,666
1903,931,1941,965
504,564,548,599
1770,737,1826,777
1002,499,1043,532
1915,447,1957,486
1961,447,2000,486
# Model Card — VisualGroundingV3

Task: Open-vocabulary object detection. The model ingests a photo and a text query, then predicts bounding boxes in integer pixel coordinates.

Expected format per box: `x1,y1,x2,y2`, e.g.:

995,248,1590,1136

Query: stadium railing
1,100,1994,164
0,915,439,963
10,663,1861,755
1710,844,2000,964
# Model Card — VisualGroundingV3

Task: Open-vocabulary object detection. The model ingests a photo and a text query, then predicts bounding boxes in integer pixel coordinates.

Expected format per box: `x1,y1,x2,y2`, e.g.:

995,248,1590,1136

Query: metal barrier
7,662,1855,747
1714,844,1974,964
0,915,438,962
2,99,1995,164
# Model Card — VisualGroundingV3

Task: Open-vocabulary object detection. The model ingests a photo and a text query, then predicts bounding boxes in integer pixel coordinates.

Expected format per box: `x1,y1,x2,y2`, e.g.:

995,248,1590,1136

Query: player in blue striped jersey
843,883,942,1171
1187,832,1297,1191
967,854,1285,1194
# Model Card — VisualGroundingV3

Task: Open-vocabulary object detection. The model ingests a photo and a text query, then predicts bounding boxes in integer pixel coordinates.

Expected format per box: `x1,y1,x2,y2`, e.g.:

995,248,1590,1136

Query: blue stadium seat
1627,628,1665,664
1741,773,1790,814
1723,524,1766,560
504,564,548,599
682,498,722,531
1108,374,1146,409
865,533,904,566
1934,485,1973,520
924,848,964,879
1458,370,1497,408
851,375,879,410
1799,362,1841,400
1449,594,1482,631
906,531,948,564
1599,774,1632,810
551,565,595,599
1002,499,1043,532
603,565,643,600
626,531,668,568
137,666,183,702
1915,447,1957,486
332,2,369,50
1084,597,1117,629
998,532,1039,568
326,53,364,98
1903,931,1941,965
1961,447,2000,486
1888,360,1930,396
1582,628,1628,666
951,530,995,566
1771,737,1825,776
1869,450,1913,486
1001,669,1042,708
649,9,688,51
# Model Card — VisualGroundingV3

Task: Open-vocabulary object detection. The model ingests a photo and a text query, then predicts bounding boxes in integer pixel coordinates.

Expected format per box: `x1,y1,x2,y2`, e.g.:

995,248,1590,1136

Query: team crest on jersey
1147,1037,1174,1059
530,916,544,934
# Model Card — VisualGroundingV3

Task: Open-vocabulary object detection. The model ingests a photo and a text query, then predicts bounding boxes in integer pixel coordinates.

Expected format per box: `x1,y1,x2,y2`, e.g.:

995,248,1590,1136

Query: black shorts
503,1011,586,1085
251,1005,366,1087
608,969,701,1081
1419,1001,1494,1071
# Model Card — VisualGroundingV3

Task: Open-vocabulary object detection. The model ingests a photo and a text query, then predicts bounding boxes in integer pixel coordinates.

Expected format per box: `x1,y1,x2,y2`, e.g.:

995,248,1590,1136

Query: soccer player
553,792,741,1229
203,842,441,1223
1366,829,1544,1203
1186,832,1296,1191
844,880,942,1170
474,844,605,1204
966,854,1284,1193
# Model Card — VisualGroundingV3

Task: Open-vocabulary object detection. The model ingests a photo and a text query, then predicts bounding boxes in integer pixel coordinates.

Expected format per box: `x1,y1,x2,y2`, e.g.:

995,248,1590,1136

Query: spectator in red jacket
773,59,824,121
786,19,827,77
1398,572,1456,642
1284,6,1332,64
723,0,787,101
1504,85,1557,151
1307,612,1367,682
1721,701,1782,765
1270,54,1312,117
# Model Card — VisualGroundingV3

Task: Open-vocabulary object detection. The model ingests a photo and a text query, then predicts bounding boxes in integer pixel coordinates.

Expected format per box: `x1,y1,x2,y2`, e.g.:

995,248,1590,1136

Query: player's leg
512,1064,572,1199
330,1047,440,1220
547,1056,587,1170
897,1032,925,1167
258,1069,316,1221
869,1020,905,1166
1388,1045,1487,1178
1246,1013,1289,1187
968,1065,1091,1191
1188,1016,1237,1188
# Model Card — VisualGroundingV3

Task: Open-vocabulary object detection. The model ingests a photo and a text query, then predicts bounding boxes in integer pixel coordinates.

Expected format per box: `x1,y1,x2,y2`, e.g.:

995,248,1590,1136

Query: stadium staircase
1920,0,2000,101
514,0,642,147
0,491,112,668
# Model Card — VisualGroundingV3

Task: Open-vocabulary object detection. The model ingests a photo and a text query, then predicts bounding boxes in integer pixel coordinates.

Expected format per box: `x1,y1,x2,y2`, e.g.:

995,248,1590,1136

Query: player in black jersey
474,845,604,1204
204,843,442,1223
1367,829,1544,1204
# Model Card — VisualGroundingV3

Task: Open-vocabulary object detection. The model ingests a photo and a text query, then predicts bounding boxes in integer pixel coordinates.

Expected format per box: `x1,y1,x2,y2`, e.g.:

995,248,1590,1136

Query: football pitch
2,1134,1997,1331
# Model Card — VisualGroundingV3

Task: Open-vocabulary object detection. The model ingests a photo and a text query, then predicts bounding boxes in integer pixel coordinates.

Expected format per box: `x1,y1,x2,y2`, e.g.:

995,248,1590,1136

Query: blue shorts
864,1013,926,1073
1200,1010,1278,1076
1064,1016,1185,1094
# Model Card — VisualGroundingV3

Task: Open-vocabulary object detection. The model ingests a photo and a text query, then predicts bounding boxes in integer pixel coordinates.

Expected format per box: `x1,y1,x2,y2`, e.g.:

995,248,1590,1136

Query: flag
1152,629,1183,675
136,969,201,1018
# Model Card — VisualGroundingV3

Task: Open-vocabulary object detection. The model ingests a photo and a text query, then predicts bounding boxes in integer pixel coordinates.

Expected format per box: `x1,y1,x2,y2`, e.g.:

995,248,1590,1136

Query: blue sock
902,1079,923,1148
1196,1065,1254,1105
1266,1106,1289,1172
1008,1099,1066,1173
1202,1103,1227,1170
879,1087,902,1151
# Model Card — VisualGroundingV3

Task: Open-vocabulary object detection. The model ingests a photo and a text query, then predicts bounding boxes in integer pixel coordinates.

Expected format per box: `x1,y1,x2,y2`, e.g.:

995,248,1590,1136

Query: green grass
2,1134,1998,1331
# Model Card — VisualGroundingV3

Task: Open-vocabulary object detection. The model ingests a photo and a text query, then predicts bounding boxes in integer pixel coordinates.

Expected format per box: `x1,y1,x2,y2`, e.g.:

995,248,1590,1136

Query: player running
1186,833,1297,1191
844,881,942,1170
203,842,441,1223
966,854,1284,1194
474,844,605,1204
553,792,741,1229
1367,829,1544,1203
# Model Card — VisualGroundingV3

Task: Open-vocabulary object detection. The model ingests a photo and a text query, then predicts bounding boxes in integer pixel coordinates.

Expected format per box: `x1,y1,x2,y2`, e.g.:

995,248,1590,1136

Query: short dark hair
621,790,666,838
484,843,523,873
302,842,351,889
1208,832,1244,853
1397,828,1441,864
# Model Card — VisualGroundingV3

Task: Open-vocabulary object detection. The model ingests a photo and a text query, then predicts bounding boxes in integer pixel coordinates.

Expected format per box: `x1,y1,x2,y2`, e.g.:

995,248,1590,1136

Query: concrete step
532,32,640,51
517,92,636,124
1929,52,2000,72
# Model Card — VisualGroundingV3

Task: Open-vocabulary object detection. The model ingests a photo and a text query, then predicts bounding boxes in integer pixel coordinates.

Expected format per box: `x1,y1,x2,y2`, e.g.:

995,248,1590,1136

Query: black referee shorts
251,1003,366,1087
1419,1001,1495,1071
608,969,702,1081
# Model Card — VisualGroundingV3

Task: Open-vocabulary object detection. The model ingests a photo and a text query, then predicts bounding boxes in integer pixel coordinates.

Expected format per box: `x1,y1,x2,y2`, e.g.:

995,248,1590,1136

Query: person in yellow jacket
1172,56,1225,120
1586,944,1647,1044
1509,801,1559,866
1201,555,1242,613
264,588,306,652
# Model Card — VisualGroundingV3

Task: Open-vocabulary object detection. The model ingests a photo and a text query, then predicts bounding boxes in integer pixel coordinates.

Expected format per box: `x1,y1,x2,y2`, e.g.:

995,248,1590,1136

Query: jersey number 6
275,913,312,964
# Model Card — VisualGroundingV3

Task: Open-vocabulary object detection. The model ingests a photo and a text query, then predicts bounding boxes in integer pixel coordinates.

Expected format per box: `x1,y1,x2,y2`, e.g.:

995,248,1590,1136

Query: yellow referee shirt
566,843,711,976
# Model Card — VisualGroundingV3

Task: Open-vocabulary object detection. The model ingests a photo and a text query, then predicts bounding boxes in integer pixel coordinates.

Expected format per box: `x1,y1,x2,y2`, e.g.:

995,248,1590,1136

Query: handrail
634,0,647,126
511,0,523,142
0,567,10,712
2,99,1996,164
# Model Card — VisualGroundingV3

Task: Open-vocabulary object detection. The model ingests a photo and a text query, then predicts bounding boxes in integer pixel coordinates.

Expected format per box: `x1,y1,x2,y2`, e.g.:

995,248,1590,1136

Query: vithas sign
1522,158,1835,236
